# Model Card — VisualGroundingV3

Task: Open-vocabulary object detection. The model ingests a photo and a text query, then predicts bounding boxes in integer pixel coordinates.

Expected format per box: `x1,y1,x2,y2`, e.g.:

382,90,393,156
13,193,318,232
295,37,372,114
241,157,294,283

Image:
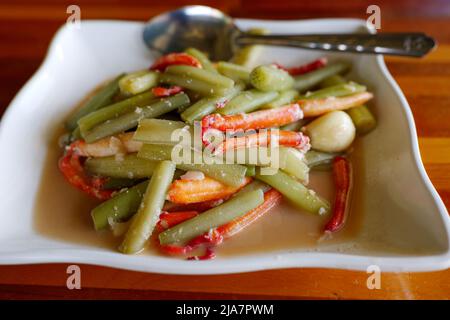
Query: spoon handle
235,33,436,57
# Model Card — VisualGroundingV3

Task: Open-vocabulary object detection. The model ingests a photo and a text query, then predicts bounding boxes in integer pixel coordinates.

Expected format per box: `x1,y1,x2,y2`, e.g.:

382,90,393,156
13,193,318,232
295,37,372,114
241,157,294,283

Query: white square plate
0,19,449,274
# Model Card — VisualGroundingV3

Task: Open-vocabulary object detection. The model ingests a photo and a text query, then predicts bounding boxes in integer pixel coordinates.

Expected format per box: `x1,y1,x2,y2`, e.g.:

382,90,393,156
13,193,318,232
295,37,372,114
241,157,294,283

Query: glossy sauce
217,167,364,256
34,132,363,256
34,132,121,250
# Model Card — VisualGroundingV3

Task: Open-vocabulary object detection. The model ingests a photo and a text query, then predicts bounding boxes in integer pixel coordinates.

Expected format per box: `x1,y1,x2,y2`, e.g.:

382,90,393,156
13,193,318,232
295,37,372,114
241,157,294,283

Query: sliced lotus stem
157,188,281,259
167,176,252,204
150,53,201,71
202,104,303,132
299,91,373,118
215,188,282,240
74,132,142,157
154,211,202,257
151,86,183,97
159,189,264,245
213,130,310,155
324,156,352,233
120,160,176,254
188,190,282,247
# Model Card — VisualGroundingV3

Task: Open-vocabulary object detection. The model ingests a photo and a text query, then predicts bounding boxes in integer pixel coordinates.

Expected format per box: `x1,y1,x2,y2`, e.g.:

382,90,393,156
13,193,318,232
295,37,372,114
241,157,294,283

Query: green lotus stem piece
118,70,159,96
250,65,294,92
293,62,350,92
159,189,264,245
120,160,176,254
66,74,124,131
185,47,218,73
91,180,149,230
346,105,377,135
256,168,329,214
82,93,190,143
85,154,157,179
218,89,278,115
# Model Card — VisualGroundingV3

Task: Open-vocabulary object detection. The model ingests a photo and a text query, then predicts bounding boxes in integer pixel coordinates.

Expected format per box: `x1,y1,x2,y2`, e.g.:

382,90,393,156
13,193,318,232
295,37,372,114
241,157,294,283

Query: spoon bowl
143,6,238,60
143,5,436,59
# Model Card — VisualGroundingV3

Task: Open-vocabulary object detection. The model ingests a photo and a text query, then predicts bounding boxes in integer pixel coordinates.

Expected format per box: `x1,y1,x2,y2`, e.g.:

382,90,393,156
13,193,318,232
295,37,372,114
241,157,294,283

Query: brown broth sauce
34,131,121,250
217,170,363,256
34,132,364,256
34,82,364,255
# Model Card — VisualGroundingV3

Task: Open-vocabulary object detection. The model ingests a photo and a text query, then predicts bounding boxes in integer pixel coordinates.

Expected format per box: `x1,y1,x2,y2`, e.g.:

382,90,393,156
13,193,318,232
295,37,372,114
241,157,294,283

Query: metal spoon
143,5,436,60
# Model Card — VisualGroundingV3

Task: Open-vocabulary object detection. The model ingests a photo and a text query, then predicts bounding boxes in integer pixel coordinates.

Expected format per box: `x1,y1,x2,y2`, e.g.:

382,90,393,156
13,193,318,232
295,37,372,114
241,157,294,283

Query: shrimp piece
167,176,252,204
202,104,303,132
213,130,310,155
299,92,374,118
75,132,143,157
58,142,114,200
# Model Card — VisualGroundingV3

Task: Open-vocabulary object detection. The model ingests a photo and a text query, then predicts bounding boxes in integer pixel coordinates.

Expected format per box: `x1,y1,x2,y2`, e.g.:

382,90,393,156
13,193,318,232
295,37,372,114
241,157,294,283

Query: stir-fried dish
59,44,376,260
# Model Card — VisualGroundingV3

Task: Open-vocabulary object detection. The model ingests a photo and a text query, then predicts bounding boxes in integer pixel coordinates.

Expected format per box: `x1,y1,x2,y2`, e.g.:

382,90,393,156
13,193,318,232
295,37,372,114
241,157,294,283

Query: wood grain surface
0,0,449,300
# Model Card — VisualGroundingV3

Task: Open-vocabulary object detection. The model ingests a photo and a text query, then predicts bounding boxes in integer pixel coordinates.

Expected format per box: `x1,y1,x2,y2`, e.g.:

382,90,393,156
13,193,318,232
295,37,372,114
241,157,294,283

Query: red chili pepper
58,141,114,200
158,244,191,256
151,86,183,97
324,156,352,233
155,211,216,259
187,247,216,260
150,53,202,71
276,58,327,76
155,211,209,259
158,242,216,260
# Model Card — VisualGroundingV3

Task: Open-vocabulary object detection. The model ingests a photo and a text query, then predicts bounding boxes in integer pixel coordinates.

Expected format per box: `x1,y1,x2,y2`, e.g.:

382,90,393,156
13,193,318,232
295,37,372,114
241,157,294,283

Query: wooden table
0,0,449,299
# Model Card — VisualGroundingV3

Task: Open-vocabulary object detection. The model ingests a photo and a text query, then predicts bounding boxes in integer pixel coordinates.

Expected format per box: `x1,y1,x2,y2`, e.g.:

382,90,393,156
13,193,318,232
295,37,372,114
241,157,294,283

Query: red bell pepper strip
58,141,114,200
150,53,202,72
324,156,352,233
276,58,327,76
151,86,183,97
299,92,374,118
202,104,303,132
